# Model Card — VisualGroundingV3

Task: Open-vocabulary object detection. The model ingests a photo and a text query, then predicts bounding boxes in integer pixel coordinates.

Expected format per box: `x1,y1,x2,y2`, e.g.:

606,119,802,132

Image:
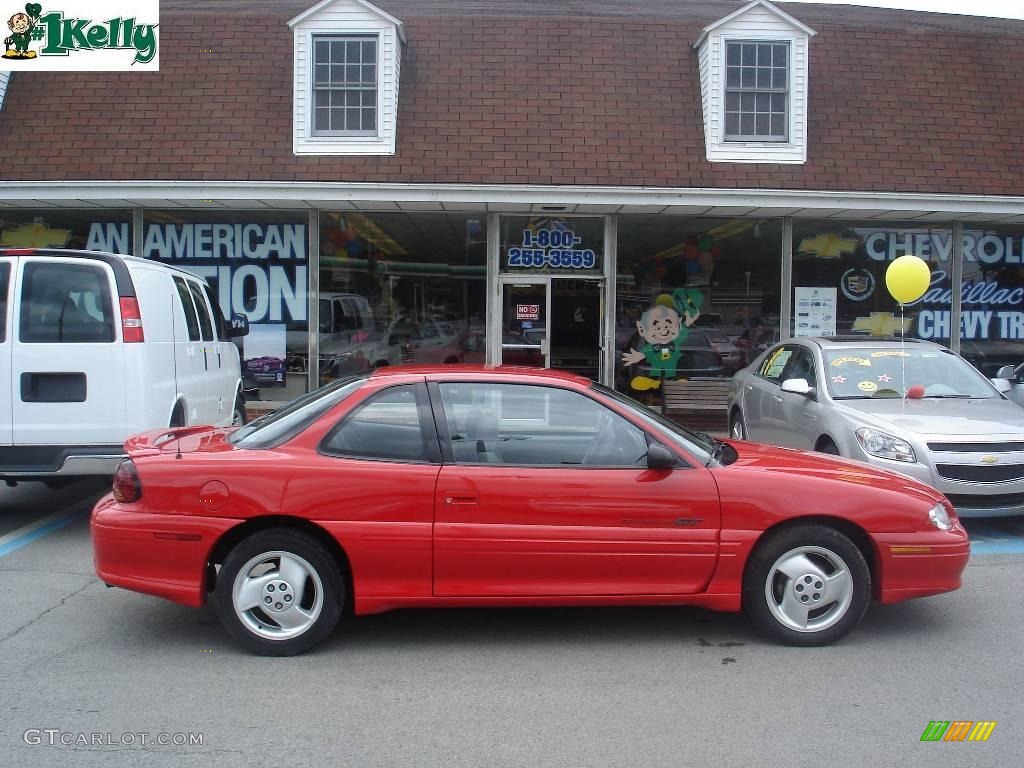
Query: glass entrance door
499,278,604,381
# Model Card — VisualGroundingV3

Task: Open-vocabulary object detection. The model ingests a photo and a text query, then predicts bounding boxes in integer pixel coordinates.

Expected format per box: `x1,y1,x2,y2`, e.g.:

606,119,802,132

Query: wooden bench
662,378,732,433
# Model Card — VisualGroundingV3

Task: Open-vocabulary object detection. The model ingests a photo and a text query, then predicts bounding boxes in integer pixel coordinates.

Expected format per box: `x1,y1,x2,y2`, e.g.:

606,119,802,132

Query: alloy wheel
764,545,854,633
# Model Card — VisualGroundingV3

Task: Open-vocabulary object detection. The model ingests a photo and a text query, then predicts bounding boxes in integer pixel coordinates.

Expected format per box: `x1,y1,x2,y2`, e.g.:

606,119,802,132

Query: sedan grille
945,492,1024,509
936,463,1024,483
928,441,1024,452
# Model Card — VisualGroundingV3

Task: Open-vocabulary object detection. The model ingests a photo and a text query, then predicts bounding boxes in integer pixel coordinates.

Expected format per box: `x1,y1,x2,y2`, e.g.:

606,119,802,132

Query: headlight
855,427,916,462
928,503,952,531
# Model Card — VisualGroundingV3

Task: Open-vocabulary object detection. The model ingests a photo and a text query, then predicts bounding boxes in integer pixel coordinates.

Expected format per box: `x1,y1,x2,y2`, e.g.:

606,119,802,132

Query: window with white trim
312,35,379,136
724,41,789,142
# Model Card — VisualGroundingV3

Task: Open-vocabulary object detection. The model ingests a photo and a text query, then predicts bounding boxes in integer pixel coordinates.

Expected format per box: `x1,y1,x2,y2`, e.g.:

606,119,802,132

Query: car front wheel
743,525,870,646
730,411,747,440
215,528,344,656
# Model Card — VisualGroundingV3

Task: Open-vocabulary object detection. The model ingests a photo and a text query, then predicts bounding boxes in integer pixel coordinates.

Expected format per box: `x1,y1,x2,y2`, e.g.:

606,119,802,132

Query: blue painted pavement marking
0,508,89,560
965,520,1024,555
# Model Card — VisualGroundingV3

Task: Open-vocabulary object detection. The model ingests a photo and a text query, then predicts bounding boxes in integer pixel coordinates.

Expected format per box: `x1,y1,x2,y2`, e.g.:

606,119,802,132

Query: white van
0,248,248,484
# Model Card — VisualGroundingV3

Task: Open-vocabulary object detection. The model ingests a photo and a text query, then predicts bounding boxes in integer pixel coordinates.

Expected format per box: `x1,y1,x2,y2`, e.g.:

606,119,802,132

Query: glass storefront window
317,211,486,381
615,216,782,397
958,225,1024,375
141,211,310,401
791,222,952,349
0,211,132,253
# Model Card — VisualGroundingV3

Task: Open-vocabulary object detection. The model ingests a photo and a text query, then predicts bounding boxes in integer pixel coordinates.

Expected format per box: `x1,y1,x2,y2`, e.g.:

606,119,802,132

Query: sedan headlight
928,503,952,531
855,427,916,462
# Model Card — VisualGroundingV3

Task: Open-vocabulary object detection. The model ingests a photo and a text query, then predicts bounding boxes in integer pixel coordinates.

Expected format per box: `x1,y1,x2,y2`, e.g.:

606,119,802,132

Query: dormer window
312,35,379,136
695,0,814,164
724,41,789,142
289,0,406,156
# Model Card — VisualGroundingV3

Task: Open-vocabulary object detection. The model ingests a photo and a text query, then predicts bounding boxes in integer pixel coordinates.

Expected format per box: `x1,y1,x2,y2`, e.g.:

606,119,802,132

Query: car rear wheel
730,411,747,440
743,525,870,646
215,529,344,656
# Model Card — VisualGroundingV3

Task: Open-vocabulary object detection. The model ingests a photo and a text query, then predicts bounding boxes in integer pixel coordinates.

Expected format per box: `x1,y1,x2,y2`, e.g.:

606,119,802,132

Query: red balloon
684,244,699,260
906,384,925,400
711,244,722,257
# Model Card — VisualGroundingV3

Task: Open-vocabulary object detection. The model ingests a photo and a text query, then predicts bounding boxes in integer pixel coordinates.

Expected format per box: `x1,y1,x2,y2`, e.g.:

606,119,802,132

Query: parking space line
0,508,89,560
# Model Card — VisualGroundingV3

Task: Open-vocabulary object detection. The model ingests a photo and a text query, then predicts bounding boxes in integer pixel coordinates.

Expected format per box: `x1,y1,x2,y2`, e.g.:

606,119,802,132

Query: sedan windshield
823,347,997,400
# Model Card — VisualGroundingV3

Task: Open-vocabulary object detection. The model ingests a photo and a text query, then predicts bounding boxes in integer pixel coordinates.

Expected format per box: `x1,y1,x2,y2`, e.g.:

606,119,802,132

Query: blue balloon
686,260,700,273
346,237,366,257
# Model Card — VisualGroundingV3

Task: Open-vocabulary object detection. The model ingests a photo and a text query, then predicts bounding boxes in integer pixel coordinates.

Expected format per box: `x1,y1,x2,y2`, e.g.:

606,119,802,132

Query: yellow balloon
885,254,931,304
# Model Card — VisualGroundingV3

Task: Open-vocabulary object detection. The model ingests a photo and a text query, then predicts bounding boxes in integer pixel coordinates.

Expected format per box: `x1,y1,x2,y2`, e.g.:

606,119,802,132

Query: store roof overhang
3,181,1024,223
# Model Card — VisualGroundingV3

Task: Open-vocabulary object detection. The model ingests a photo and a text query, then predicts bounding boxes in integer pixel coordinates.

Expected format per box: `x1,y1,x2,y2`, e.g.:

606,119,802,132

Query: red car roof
369,364,592,386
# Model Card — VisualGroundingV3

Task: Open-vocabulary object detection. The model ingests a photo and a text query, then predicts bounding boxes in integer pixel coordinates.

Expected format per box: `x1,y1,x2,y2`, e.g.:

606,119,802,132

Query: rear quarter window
0,262,10,342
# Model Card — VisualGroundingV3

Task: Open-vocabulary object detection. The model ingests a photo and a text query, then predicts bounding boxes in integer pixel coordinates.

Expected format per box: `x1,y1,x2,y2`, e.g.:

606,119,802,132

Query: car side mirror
646,443,677,470
991,377,1012,394
781,378,815,397
227,313,250,338
995,365,1017,381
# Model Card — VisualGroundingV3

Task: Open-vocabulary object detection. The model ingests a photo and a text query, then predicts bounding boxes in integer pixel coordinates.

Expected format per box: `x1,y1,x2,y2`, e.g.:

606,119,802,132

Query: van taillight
119,297,145,343
112,459,142,503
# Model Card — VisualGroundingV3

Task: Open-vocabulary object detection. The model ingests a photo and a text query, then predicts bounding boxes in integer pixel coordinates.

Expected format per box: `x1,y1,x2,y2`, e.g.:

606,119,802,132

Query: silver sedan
728,336,1024,517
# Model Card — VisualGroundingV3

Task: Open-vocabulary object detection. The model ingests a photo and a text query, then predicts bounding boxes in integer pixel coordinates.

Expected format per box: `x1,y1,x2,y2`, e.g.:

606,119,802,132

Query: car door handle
444,495,478,506
745,385,753,392
773,395,782,403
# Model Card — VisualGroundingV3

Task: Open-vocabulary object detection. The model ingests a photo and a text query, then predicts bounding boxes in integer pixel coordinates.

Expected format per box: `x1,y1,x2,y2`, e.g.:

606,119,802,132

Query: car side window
19,262,115,343
172,276,201,341
187,280,215,342
321,384,436,463
438,382,649,467
782,348,816,387
0,262,9,343
202,283,227,340
757,345,795,384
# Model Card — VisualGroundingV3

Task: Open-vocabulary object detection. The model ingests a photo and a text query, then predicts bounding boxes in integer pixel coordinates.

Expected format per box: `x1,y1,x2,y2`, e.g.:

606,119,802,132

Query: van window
19,262,115,343
203,283,227,339
0,263,9,343
172,276,201,341
187,280,215,341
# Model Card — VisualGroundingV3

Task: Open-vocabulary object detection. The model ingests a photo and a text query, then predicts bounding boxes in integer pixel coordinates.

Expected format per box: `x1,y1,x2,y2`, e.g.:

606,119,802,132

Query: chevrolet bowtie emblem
980,455,999,464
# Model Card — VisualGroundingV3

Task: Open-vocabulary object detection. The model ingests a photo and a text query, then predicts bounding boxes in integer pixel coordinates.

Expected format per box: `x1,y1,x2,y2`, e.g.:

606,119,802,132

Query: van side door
170,275,202,425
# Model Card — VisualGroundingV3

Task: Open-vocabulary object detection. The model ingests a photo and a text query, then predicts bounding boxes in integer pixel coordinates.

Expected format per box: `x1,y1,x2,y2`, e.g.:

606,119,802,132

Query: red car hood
125,425,236,457
721,439,946,508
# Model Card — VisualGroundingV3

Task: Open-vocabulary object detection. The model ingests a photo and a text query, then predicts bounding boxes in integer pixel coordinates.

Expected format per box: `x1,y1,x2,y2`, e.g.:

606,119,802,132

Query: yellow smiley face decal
857,381,878,393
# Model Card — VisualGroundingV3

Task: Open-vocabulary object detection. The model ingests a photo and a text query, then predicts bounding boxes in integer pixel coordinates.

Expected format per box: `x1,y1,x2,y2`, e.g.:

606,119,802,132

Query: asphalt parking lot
0,481,1021,768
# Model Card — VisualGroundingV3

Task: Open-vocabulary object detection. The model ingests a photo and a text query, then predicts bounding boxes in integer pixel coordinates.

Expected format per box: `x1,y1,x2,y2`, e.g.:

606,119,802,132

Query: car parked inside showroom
93,366,968,655
729,336,1024,517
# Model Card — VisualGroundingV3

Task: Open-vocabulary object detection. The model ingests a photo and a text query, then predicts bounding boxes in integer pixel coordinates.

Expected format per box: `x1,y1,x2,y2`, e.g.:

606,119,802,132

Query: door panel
11,257,126,445
549,278,602,381
746,345,796,445
500,282,547,366
434,465,720,596
775,347,820,448
431,380,721,597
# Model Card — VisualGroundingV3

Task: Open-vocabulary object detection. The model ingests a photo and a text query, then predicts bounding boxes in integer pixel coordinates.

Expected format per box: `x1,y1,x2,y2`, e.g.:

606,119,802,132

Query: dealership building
2,0,1024,406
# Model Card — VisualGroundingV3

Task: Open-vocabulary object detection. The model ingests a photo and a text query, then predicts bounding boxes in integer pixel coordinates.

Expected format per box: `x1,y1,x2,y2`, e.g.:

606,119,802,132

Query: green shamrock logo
25,4,42,20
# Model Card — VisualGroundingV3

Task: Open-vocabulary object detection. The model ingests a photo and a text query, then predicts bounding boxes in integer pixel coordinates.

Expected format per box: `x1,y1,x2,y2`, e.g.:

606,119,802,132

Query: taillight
112,459,142,503
119,297,145,343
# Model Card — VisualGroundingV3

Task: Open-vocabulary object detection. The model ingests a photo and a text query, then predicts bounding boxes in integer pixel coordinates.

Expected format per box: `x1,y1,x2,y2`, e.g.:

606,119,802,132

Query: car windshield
229,375,368,448
593,383,716,464
823,347,997,400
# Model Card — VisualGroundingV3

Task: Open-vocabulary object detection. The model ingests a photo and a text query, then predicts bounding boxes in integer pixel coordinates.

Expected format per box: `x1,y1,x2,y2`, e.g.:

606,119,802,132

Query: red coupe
92,366,969,656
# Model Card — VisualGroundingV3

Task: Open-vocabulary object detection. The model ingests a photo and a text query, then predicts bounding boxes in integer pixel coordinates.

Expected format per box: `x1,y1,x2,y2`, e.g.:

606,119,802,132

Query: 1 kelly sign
1,0,158,70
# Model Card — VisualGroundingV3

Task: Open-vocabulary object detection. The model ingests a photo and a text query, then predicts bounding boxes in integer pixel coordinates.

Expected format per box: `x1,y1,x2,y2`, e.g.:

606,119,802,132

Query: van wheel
232,396,246,426
215,528,344,656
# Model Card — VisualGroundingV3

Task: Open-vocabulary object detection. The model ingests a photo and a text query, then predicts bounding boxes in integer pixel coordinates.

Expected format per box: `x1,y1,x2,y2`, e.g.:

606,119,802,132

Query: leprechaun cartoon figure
621,288,705,391
4,4,42,59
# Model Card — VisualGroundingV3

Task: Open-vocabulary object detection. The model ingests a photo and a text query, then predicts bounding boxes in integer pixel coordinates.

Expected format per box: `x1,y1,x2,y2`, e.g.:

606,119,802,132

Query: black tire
817,438,840,455
729,410,747,440
215,528,344,656
743,524,870,646
232,394,247,426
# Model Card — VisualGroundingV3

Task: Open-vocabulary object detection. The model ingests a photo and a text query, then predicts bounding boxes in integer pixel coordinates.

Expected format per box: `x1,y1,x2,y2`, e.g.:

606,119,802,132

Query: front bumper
91,495,238,608
874,524,971,604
